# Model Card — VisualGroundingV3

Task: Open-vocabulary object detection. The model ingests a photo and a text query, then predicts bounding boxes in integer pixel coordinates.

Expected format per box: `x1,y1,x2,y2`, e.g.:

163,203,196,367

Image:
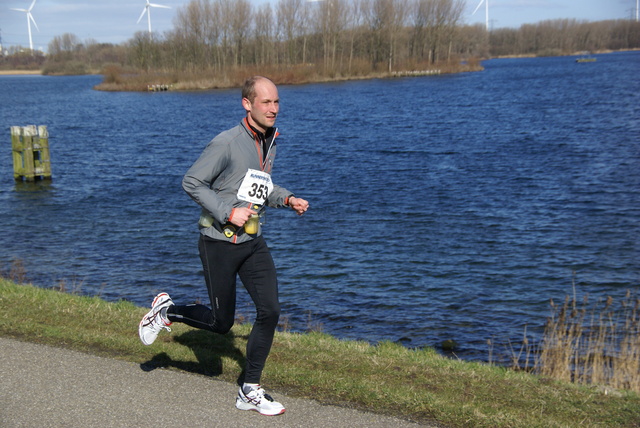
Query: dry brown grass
0,70,41,75
93,60,482,92
535,289,640,393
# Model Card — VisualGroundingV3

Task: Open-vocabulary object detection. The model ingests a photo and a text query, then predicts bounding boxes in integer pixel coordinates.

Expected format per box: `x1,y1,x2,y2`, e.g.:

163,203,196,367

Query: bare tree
345,0,366,73
172,0,221,71
277,0,305,65
230,0,253,66
311,0,349,70
298,1,315,64
128,31,159,71
254,2,275,65
387,0,409,72
443,0,465,62
360,0,384,68
362,0,407,71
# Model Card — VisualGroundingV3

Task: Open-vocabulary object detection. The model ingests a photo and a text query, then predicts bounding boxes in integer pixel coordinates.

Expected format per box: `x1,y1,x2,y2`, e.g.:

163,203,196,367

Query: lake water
1,51,638,362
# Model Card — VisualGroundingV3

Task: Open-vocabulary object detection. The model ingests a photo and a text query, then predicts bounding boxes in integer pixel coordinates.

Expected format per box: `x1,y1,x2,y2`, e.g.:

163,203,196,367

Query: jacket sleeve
182,138,234,223
266,183,293,208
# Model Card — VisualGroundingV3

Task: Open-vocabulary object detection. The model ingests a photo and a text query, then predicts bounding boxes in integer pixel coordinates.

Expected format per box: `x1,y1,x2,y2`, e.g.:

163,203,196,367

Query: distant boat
576,52,596,63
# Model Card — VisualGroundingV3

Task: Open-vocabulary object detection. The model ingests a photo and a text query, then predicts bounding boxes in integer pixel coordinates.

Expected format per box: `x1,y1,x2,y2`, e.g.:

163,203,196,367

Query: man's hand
229,207,257,227
289,197,309,216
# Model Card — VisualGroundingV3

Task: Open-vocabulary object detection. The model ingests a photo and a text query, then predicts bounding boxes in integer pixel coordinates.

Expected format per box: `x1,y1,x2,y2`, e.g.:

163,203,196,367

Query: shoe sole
235,400,285,416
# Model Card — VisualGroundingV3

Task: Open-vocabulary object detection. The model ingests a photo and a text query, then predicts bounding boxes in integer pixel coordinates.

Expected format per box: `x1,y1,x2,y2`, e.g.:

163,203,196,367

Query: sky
0,0,637,52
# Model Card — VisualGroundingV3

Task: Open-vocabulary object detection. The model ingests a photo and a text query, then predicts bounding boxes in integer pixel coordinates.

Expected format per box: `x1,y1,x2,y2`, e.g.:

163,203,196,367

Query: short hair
242,76,273,103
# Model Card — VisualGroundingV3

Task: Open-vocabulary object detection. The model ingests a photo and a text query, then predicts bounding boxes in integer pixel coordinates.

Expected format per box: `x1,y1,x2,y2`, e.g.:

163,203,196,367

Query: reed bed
534,289,640,393
94,60,483,92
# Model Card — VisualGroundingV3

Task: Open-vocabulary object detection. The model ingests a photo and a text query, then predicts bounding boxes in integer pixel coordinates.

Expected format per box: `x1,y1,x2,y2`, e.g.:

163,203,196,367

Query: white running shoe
235,385,286,416
138,292,173,345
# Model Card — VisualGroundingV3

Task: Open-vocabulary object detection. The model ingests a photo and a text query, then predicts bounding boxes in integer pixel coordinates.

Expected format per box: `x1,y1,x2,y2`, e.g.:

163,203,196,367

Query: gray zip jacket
182,118,293,244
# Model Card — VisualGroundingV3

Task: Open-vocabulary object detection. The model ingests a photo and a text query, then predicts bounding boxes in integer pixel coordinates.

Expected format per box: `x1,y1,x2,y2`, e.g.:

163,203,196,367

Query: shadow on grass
139,330,248,384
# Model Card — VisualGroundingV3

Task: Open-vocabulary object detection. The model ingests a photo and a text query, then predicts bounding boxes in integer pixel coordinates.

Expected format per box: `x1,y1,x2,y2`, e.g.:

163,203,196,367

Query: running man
138,76,309,416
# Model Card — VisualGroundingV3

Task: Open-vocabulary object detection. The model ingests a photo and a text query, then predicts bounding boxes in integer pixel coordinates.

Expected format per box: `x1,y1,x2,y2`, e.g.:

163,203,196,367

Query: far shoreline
0,70,42,75
2,49,636,89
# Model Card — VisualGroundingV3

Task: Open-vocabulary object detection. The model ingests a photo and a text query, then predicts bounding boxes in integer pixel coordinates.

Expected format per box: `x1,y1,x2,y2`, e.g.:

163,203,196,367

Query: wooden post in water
11,125,52,181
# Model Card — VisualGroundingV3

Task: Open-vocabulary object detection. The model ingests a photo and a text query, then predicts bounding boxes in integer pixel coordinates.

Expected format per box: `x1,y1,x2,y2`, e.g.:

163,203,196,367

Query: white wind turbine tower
137,0,171,35
11,0,39,52
472,0,489,31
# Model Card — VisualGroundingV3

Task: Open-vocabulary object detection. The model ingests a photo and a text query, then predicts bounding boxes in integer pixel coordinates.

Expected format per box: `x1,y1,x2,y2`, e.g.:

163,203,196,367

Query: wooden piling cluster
147,84,171,92
390,69,441,77
11,125,52,181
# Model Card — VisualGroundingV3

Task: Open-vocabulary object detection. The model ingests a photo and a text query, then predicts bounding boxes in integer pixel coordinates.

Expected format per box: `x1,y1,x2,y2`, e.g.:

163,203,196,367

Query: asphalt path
0,337,435,427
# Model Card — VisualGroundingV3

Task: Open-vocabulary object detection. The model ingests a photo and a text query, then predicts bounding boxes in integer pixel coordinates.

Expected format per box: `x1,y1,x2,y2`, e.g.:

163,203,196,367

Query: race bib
237,169,273,205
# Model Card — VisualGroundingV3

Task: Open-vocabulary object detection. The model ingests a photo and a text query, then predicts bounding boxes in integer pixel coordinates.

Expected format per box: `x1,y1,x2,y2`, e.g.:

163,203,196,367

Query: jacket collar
242,117,279,141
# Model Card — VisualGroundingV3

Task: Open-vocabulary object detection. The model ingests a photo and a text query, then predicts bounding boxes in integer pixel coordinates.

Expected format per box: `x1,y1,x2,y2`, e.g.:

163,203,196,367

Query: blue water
1,51,638,362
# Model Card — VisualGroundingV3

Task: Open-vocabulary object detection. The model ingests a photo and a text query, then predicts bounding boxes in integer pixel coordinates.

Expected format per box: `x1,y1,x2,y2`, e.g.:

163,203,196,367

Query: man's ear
242,97,252,111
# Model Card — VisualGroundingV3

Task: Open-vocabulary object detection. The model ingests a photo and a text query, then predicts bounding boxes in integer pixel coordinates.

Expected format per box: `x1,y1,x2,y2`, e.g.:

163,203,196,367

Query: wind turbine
472,0,489,31
137,0,171,35
11,0,39,52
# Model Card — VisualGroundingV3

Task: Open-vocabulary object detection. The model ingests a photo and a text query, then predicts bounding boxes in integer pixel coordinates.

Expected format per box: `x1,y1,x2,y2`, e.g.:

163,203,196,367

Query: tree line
125,0,470,77
2,0,639,81
488,18,640,57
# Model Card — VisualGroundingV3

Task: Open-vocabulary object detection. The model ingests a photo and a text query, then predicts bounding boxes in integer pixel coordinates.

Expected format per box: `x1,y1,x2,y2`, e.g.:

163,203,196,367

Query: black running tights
167,235,280,384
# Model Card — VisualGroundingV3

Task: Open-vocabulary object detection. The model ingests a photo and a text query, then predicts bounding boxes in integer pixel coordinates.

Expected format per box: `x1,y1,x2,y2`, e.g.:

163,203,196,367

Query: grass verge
1,278,639,427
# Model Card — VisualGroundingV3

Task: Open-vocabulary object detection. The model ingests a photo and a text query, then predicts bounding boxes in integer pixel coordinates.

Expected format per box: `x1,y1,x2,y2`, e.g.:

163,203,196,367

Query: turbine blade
149,3,171,8
11,8,28,12
137,7,148,24
472,0,484,15
28,0,37,12
29,13,39,32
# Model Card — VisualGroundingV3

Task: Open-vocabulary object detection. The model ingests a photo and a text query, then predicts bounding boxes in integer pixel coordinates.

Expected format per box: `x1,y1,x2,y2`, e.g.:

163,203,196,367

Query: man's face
243,79,279,133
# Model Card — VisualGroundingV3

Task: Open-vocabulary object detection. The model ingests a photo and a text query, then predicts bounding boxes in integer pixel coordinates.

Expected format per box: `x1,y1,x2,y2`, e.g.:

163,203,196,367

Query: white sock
243,383,259,393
